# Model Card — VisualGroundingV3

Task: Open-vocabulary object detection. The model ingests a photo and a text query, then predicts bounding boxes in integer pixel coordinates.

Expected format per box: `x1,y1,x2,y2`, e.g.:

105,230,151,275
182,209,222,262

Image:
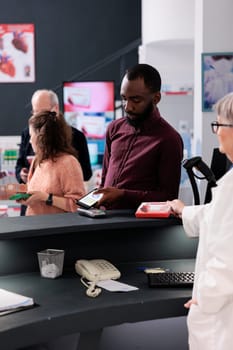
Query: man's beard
126,103,154,128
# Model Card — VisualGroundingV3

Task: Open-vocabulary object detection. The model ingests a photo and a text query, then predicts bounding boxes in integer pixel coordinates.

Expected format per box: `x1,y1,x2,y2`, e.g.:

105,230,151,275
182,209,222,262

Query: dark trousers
20,205,27,216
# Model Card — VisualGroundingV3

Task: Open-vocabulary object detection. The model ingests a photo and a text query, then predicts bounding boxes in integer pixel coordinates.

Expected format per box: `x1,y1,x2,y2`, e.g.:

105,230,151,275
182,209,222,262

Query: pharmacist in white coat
168,91,233,350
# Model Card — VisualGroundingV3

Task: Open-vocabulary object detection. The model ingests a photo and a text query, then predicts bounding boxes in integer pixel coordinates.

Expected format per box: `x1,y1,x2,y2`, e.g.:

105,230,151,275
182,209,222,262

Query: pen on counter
136,266,170,272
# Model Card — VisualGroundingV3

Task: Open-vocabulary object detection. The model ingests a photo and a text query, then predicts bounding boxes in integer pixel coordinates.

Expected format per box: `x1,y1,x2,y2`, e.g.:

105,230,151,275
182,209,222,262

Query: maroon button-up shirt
101,107,183,209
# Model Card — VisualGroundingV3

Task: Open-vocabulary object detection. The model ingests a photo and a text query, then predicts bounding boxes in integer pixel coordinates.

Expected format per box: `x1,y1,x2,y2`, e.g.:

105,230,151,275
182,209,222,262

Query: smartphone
76,189,103,209
77,208,106,218
9,193,31,200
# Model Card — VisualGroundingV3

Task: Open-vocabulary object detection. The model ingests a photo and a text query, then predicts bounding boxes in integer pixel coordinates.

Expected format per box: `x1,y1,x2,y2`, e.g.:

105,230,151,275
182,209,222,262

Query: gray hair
214,92,233,122
31,89,59,108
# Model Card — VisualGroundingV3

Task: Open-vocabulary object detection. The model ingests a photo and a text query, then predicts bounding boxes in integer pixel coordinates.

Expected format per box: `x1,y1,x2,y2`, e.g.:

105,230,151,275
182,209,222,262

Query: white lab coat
182,168,233,350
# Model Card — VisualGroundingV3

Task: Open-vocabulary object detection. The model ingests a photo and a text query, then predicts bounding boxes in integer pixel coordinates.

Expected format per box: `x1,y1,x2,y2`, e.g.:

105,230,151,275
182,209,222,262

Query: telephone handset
75,259,121,298
75,259,121,281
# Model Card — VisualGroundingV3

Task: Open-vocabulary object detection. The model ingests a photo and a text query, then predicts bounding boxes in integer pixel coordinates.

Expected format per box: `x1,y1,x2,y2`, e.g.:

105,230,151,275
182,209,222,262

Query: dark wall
0,0,141,135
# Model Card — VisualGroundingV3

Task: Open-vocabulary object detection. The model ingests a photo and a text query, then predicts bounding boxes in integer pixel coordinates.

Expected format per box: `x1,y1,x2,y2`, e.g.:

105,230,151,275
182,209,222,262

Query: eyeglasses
211,121,233,134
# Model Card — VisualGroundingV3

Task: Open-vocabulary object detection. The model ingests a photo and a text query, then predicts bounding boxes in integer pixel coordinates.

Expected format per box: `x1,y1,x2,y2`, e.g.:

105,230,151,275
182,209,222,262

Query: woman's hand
18,191,47,205
184,298,198,309
167,199,185,219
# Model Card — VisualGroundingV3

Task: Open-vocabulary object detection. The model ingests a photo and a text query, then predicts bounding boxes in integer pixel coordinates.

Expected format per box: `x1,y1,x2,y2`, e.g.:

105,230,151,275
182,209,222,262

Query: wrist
179,205,185,218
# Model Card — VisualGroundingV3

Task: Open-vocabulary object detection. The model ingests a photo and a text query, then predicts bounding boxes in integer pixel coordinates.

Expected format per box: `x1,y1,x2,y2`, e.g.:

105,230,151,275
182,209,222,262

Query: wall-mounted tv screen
63,81,115,167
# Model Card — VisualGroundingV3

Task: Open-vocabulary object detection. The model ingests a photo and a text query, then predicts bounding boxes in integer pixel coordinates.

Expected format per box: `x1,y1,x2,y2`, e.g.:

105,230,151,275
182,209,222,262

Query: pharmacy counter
0,210,198,349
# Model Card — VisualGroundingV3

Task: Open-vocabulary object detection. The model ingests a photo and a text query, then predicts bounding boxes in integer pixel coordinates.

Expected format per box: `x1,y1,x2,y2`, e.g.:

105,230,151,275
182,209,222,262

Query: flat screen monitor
63,81,115,167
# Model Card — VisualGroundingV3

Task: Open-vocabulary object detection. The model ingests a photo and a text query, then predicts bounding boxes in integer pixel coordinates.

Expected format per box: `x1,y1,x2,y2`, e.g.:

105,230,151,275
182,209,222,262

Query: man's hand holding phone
94,187,124,209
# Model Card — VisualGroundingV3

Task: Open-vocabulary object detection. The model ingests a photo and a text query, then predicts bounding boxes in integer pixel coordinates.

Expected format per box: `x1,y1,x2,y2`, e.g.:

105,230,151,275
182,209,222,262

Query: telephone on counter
75,259,121,298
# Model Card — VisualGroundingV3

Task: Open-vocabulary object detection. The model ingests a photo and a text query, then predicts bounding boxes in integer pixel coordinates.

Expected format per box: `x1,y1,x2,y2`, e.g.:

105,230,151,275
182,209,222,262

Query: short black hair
126,63,161,92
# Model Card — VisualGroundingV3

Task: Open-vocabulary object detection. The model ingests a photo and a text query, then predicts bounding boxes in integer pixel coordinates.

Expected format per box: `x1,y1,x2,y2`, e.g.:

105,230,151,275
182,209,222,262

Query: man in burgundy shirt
95,63,183,209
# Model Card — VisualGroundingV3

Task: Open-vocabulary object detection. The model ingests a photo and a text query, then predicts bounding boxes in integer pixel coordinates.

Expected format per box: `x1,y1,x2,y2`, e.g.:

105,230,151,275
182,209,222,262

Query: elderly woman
168,92,233,350
20,110,86,215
